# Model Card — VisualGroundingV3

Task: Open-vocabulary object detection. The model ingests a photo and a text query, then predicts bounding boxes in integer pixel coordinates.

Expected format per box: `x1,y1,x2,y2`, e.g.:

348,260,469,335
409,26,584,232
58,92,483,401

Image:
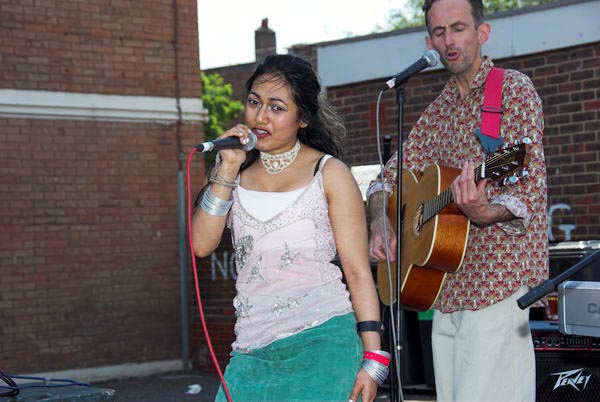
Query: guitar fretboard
420,146,525,224
421,164,484,224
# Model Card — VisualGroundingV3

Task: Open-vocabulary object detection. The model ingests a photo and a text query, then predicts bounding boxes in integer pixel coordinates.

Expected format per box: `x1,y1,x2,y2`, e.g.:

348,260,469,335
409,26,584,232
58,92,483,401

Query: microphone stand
517,249,600,309
390,83,407,402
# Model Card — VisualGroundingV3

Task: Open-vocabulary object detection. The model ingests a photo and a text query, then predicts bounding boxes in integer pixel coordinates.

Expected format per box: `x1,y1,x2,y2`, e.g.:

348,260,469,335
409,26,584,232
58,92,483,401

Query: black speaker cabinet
536,350,600,402
531,321,600,401
533,242,600,401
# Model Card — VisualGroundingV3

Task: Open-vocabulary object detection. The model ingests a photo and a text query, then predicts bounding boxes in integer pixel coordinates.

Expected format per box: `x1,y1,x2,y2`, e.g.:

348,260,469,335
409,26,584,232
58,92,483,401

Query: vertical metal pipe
178,171,190,370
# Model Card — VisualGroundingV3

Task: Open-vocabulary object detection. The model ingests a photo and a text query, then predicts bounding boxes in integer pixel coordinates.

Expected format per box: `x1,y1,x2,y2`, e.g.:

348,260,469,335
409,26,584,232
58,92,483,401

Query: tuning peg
503,175,520,186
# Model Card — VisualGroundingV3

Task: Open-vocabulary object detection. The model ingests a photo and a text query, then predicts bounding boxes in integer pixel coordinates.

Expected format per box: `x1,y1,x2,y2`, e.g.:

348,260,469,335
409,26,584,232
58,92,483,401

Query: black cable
0,369,19,397
0,370,91,396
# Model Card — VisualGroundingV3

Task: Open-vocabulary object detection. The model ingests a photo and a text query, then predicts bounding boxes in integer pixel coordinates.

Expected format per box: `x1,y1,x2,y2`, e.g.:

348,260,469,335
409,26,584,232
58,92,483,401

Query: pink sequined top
228,155,353,352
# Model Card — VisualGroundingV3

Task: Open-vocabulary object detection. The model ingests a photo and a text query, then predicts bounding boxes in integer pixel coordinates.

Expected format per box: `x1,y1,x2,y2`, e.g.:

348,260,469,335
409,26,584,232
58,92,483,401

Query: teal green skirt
215,313,362,402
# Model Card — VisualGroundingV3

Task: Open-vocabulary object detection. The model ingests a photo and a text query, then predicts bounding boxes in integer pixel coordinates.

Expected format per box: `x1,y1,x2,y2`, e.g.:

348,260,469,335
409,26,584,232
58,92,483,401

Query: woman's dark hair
240,54,345,171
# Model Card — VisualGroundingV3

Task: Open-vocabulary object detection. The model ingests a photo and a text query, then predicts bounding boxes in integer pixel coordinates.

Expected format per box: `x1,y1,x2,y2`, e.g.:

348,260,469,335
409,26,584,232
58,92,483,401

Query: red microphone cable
185,148,233,402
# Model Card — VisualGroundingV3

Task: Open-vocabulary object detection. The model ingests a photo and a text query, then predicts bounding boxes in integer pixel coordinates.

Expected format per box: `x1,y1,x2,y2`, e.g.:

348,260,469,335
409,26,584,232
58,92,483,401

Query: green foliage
201,72,244,143
484,0,554,14
200,72,244,165
385,0,557,30
386,0,426,30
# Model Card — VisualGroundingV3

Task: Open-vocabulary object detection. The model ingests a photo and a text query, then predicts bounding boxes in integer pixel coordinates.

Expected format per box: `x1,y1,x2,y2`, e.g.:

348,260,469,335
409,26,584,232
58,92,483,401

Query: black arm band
356,320,384,335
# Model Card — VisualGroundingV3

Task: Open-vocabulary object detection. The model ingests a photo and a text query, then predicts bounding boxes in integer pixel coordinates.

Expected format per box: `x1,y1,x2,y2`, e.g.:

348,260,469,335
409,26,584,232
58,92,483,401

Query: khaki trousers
431,286,536,402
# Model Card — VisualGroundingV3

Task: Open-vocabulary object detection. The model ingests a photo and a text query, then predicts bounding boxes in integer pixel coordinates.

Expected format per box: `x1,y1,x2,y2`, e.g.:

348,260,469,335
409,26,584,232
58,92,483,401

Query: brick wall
504,44,599,240
1,0,200,97
1,0,204,373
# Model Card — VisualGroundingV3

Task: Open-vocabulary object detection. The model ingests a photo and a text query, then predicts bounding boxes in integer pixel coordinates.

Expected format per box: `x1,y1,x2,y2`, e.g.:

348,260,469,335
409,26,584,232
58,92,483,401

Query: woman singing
192,54,388,402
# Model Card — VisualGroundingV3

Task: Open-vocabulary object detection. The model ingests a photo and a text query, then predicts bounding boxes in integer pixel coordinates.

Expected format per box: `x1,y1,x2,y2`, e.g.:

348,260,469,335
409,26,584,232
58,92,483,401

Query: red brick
584,100,600,110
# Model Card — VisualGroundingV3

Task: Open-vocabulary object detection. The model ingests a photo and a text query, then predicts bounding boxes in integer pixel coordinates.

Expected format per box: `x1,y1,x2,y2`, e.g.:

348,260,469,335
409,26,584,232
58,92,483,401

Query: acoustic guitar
377,141,530,311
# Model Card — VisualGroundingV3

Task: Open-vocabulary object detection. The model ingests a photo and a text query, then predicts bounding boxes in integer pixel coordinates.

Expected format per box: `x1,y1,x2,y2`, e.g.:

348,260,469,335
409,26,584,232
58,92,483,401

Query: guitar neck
419,143,527,224
422,164,485,224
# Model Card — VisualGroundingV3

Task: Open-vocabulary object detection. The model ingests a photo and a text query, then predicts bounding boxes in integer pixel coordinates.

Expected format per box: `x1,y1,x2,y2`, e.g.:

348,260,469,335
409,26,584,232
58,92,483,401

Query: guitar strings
422,145,524,223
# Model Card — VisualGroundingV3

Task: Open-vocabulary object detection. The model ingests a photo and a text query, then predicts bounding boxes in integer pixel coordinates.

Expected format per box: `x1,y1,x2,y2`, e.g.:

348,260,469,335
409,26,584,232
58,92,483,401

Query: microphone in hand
195,131,257,153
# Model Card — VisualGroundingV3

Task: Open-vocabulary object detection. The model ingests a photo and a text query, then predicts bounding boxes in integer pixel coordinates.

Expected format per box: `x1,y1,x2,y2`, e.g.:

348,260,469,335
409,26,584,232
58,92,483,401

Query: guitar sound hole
413,204,424,236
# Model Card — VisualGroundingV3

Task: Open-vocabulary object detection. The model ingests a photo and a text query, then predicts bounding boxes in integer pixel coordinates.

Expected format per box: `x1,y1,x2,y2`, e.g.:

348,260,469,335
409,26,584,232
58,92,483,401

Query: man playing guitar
367,0,548,401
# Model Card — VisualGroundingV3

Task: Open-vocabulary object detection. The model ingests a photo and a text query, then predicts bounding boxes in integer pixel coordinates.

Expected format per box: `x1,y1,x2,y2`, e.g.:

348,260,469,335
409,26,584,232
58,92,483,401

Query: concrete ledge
0,89,208,123
14,360,184,384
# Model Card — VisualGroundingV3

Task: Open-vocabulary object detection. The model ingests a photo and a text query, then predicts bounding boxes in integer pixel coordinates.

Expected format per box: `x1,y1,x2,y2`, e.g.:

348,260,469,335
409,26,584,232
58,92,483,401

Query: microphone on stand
385,49,440,90
194,132,257,153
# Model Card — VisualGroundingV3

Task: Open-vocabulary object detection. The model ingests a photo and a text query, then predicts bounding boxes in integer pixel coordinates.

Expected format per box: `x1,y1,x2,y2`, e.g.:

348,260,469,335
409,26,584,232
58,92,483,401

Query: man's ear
478,22,491,46
425,35,433,50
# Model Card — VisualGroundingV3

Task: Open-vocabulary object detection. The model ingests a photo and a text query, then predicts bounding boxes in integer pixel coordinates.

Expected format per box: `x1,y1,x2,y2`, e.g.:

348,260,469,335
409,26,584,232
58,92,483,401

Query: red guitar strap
480,67,505,140
476,66,505,153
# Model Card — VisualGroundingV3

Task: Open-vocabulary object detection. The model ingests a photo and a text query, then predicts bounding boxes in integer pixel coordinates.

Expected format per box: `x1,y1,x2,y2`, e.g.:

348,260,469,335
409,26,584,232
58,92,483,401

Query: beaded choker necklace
260,140,301,175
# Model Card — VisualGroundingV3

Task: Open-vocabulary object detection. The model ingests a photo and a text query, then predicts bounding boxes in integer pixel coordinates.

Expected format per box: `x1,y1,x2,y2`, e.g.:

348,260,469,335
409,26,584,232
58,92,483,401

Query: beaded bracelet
210,154,239,188
209,174,237,188
200,186,233,217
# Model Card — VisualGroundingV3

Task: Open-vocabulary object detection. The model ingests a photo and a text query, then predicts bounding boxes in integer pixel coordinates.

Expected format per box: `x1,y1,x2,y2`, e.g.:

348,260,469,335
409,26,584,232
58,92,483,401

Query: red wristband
363,351,390,367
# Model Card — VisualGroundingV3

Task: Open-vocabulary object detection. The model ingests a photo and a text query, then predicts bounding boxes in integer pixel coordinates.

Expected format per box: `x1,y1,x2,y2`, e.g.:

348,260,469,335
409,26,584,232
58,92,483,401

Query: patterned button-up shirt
372,58,548,312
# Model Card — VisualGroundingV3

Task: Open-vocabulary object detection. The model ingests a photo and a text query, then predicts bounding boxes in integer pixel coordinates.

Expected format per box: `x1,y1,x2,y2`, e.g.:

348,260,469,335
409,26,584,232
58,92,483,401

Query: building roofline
288,0,596,51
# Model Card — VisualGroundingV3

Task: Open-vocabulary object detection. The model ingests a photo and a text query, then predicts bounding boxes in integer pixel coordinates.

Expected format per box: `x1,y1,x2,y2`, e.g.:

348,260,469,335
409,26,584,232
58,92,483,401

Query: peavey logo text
551,368,592,391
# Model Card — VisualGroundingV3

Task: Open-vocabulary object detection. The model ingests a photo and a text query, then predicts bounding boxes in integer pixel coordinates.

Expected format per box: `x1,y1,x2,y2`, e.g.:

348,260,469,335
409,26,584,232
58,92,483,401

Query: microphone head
242,131,257,152
423,49,440,67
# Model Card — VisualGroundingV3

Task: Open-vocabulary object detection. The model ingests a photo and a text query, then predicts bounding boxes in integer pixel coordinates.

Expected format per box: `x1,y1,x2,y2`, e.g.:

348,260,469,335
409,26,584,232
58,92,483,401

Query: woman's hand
216,124,254,169
348,368,378,402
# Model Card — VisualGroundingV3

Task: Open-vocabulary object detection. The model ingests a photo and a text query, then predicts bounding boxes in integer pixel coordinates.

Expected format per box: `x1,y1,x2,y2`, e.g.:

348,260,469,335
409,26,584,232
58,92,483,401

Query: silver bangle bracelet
201,186,233,217
362,359,389,385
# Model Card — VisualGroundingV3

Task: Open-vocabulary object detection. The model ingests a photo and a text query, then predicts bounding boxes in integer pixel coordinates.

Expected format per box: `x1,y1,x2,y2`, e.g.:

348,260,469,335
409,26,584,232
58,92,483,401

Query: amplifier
559,281,600,337
536,241,600,323
535,351,600,402
548,241,600,282
531,321,600,402
530,321,600,351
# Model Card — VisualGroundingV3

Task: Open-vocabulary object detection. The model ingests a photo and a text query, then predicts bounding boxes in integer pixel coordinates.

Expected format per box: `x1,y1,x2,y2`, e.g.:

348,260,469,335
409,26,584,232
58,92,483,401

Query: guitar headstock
480,138,531,185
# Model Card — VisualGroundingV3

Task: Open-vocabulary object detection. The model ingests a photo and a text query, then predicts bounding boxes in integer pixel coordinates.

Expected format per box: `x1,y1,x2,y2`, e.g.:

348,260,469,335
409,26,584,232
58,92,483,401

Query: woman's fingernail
243,138,249,144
